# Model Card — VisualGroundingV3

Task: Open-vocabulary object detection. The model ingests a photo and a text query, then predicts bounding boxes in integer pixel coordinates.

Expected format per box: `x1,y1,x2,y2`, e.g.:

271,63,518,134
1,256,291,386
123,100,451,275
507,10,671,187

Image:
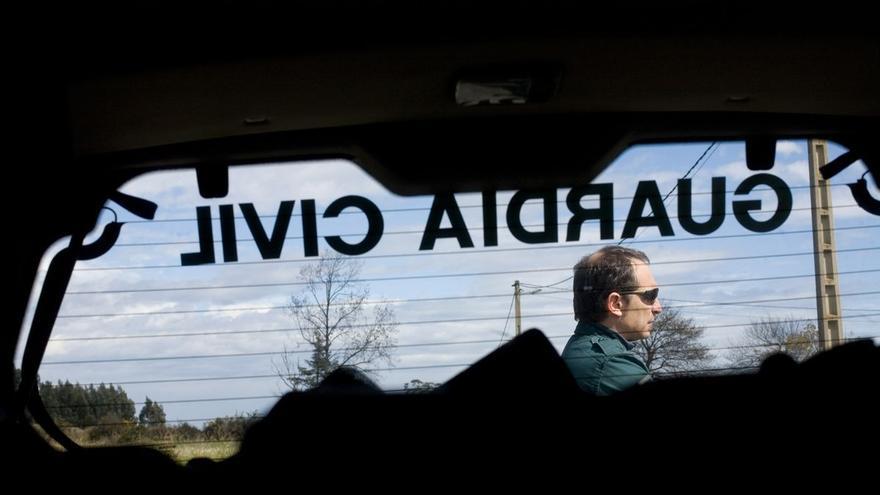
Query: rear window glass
21,139,879,459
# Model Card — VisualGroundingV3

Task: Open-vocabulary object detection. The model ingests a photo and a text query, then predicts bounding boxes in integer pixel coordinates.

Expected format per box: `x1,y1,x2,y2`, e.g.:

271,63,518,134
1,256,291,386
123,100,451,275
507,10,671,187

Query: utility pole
513,280,522,337
808,139,845,350
512,280,541,337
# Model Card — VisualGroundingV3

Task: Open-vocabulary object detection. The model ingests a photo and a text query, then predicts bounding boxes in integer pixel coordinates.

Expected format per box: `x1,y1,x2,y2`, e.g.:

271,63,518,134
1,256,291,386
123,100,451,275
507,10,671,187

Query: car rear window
19,139,879,460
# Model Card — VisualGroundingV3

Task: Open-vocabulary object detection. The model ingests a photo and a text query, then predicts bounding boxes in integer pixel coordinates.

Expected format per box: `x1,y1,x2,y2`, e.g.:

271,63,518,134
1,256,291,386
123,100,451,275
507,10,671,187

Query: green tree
203,412,260,441
172,422,204,442
138,397,167,427
726,316,820,369
632,308,712,376
37,378,135,427
278,254,398,390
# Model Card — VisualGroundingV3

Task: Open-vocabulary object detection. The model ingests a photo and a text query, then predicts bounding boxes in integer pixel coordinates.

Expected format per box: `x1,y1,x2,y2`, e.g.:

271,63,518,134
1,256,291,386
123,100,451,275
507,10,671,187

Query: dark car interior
4,1,879,484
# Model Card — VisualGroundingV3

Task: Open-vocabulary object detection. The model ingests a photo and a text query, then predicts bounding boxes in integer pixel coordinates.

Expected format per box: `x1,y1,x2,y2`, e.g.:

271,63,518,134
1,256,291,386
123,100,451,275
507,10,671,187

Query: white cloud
714,160,751,182
778,160,810,184
776,141,803,157
227,159,392,206
712,158,809,189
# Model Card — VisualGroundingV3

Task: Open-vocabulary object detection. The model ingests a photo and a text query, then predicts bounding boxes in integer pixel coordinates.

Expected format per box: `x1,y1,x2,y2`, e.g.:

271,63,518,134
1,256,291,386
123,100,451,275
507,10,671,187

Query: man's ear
606,292,623,317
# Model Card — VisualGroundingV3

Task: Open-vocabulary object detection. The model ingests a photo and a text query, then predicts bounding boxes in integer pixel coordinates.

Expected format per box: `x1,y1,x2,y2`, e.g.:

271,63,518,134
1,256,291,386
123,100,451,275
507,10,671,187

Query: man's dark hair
573,246,650,322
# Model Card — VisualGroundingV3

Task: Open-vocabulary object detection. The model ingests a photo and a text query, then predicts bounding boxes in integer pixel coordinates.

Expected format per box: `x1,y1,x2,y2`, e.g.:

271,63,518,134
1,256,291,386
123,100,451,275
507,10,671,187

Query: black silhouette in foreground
8,329,878,485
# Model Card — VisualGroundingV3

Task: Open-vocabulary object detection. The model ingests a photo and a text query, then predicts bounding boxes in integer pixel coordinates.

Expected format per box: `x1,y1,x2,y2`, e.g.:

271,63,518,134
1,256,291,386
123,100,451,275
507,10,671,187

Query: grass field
167,441,240,464
34,424,242,465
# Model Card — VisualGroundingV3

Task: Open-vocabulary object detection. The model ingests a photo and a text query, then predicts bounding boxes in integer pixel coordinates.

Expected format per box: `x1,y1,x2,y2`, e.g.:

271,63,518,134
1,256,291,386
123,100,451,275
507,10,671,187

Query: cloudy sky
17,140,880,427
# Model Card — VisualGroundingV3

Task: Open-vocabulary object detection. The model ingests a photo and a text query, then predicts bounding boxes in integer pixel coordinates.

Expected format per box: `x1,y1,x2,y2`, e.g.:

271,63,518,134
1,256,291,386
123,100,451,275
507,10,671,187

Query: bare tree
725,316,820,369
278,254,398,390
633,308,712,376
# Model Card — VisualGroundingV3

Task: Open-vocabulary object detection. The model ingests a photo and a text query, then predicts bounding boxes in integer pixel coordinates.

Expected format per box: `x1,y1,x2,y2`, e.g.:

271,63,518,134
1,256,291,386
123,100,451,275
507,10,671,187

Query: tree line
14,369,258,445
631,309,821,376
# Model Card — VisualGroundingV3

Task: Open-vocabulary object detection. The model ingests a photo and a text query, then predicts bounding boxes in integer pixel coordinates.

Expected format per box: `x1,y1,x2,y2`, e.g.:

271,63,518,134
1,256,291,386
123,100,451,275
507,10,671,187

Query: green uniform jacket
561,320,651,395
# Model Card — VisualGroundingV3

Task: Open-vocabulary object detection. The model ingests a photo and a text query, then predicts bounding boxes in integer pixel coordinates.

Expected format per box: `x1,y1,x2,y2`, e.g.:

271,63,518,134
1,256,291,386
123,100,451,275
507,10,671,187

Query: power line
663,296,879,314
41,313,880,365
63,267,585,295
44,317,575,358
653,305,876,321
522,276,573,290
51,300,880,343
71,349,880,392
57,293,517,320
84,374,282,386
504,318,880,346
694,335,880,354
653,268,880,289
665,291,880,309
497,294,516,346
54,245,880,319
48,307,880,343
532,293,880,318
63,266,880,296
68,222,879,272
75,366,474,388
621,142,718,246
679,142,718,183
687,140,721,181
45,395,281,409
40,340,521,364
49,287,880,342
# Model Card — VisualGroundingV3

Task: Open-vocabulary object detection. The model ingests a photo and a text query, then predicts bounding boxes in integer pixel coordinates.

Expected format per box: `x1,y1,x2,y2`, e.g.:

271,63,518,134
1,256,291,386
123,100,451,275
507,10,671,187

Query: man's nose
653,298,662,314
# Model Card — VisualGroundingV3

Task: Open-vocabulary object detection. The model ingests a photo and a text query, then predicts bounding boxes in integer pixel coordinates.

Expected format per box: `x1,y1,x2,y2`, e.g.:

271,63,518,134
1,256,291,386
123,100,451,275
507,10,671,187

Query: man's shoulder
563,331,626,356
593,336,627,356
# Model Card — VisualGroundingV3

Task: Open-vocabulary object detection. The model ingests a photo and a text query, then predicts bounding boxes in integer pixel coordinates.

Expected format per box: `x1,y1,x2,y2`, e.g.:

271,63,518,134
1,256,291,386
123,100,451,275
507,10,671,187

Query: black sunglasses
618,287,660,304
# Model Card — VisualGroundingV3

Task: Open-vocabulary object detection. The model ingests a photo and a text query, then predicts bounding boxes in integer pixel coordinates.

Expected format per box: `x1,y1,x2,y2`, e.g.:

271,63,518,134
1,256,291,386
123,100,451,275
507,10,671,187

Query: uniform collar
574,320,636,350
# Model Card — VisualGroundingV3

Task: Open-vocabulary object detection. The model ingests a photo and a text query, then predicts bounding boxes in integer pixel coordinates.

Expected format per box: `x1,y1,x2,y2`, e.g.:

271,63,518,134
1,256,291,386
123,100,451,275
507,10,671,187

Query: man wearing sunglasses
561,245,662,395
